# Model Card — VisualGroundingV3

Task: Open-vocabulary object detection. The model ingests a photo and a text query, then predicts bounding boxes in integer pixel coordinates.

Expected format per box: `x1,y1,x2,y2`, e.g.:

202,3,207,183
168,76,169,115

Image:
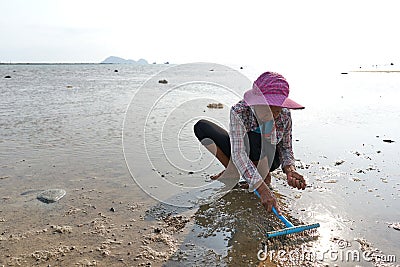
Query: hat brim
243,89,304,109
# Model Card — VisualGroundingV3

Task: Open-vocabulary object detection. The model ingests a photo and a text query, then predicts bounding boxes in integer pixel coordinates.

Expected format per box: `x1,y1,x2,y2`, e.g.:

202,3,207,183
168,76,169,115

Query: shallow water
1,64,399,266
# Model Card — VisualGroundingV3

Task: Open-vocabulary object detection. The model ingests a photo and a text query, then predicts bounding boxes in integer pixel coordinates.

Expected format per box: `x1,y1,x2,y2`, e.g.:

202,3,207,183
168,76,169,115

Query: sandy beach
0,64,399,266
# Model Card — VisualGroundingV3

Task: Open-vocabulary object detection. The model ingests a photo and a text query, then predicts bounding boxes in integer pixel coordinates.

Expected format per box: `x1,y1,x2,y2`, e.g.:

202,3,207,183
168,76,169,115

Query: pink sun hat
243,72,304,109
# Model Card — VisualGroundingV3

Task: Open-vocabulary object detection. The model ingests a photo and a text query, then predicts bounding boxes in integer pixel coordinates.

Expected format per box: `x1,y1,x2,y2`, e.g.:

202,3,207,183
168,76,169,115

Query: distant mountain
101,56,148,64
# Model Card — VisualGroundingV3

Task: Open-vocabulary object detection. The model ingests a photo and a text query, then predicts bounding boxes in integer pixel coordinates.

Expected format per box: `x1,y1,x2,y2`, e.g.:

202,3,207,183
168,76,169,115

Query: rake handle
254,189,294,228
272,207,294,228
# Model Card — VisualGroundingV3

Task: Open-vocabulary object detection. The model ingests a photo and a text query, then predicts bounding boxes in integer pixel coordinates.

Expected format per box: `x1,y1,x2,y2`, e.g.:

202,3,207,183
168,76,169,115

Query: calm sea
0,64,164,186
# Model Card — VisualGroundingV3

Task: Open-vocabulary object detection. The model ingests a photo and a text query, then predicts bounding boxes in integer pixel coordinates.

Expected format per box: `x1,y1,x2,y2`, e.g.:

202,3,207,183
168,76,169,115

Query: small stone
334,160,345,166
207,103,224,109
158,79,168,84
4,75,11,79
110,207,116,212
388,222,400,231
51,225,72,234
37,189,66,203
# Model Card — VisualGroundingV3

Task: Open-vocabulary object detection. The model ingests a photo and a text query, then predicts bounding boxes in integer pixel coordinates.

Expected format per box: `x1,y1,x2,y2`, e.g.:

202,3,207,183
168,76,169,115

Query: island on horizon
0,56,152,65
100,56,148,65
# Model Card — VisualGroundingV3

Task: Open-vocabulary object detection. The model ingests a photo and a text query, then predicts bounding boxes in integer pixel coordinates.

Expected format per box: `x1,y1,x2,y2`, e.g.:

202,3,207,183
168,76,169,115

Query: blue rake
254,189,320,239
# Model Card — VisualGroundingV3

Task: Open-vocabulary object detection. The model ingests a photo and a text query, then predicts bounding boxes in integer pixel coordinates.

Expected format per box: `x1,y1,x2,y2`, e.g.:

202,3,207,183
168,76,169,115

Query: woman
194,72,306,214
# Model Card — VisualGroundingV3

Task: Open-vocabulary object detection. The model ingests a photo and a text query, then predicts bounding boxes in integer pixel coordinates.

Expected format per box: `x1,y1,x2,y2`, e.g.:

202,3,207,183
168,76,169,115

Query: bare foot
210,170,224,180
237,173,272,189
210,164,240,180
237,181,249,189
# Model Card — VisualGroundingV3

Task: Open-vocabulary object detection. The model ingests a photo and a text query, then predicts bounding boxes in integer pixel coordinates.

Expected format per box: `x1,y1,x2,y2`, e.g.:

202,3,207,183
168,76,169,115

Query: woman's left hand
285,166,306,190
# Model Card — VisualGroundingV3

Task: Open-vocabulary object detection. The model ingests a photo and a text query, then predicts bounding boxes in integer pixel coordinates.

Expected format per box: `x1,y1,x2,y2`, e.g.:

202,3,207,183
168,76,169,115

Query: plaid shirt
229,100,295,190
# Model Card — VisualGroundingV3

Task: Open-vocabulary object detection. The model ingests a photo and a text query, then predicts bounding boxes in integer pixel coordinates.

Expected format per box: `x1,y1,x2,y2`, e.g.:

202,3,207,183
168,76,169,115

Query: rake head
253,189,321,246
266,222,320,238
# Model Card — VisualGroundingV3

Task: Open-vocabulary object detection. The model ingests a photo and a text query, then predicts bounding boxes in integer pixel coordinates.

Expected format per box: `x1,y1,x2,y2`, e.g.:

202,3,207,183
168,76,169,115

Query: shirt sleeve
229,108,264,190
277,112,295,168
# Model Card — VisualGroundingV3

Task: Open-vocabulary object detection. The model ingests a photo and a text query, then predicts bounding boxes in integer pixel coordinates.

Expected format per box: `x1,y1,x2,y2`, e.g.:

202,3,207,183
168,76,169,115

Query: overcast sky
1,0,400,70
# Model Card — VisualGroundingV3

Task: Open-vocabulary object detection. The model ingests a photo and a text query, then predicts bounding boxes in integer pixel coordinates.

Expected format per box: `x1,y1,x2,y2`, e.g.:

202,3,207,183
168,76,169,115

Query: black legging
193,119,280,171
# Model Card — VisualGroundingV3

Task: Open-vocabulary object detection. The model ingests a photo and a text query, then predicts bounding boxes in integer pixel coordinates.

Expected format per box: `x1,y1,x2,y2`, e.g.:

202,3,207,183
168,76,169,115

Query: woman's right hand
257,182,281,215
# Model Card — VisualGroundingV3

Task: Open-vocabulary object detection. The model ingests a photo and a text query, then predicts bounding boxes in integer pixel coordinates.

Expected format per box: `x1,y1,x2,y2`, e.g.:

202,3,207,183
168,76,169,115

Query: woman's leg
194,119,280,182
194,119,231,167
194,119,238,179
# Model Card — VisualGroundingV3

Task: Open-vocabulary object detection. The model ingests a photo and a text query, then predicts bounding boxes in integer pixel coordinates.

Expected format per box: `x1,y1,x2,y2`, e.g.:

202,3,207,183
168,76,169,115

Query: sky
1,0,400,70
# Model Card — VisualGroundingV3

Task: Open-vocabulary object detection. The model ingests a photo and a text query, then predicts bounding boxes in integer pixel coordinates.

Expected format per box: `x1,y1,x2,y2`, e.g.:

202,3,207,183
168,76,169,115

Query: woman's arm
229,108,281,213
229,108,263,190
277,110,306,190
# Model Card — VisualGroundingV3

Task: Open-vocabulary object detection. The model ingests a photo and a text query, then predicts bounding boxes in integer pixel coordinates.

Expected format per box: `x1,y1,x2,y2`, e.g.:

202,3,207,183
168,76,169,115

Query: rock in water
383,139,395,143
37,189,66,203
388,222,400,231
334,160,345,166
207,103,224,109
324,179,338,184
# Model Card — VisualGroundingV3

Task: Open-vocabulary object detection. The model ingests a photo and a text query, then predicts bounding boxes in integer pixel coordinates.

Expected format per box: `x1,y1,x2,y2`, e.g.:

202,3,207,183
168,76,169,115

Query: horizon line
0,62,167,66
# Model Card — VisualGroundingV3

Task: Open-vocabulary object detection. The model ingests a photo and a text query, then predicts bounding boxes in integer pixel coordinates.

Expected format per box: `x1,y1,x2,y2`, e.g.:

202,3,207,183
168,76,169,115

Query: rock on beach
37,189,66,203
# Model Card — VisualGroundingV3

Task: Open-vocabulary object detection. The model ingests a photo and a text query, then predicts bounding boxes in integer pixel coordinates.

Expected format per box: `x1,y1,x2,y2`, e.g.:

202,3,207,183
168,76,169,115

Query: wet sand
1,166,397,266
